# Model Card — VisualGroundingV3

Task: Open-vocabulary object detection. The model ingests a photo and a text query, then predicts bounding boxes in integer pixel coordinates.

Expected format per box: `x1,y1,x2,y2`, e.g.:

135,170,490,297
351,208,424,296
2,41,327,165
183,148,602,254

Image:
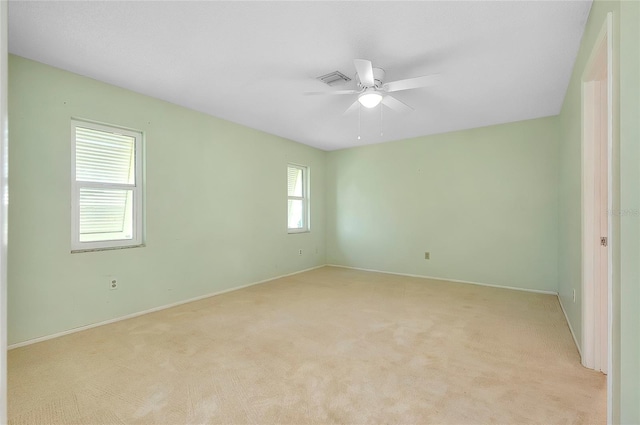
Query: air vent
316,71,351,86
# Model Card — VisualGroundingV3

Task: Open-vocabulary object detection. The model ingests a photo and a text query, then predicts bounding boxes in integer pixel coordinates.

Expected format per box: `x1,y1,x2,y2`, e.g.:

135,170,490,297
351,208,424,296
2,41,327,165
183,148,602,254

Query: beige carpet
8,266,605,424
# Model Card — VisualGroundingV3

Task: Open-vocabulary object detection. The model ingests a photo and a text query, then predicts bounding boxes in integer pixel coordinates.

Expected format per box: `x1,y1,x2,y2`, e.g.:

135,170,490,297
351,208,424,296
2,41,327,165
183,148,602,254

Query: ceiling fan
306,59,440,114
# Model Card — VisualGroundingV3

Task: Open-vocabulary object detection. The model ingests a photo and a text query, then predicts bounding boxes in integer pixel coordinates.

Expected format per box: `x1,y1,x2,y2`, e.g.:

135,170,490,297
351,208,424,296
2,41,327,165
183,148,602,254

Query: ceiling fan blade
354,59,375,87
383,74,441,92
304,90,359,96
382,95,413,113
343,100,360,115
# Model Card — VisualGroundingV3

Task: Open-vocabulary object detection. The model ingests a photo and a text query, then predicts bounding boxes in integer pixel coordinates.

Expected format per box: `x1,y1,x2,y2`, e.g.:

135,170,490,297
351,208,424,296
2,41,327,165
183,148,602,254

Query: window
71,120,143,251
287,164,308,232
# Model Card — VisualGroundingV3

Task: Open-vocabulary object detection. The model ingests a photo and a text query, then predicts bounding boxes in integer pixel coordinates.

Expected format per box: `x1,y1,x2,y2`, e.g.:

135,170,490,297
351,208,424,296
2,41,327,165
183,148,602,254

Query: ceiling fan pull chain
380,103,384,136
357,103,361,140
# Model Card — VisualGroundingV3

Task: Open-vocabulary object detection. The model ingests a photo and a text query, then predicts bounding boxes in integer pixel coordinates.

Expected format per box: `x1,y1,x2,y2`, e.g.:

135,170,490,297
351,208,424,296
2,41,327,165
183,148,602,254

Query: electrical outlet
109,277,118,290
424,252,430,260
298,249,303,255
573,289,576,303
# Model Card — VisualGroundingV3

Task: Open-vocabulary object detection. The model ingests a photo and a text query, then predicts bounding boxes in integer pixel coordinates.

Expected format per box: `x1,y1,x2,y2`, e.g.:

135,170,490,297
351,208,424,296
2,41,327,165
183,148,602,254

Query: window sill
288,230,310,235
71,244,145,254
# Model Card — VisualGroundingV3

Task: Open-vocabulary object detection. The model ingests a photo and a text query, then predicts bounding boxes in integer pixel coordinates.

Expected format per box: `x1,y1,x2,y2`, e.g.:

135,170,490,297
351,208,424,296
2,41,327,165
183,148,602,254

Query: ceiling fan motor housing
357,67,386,89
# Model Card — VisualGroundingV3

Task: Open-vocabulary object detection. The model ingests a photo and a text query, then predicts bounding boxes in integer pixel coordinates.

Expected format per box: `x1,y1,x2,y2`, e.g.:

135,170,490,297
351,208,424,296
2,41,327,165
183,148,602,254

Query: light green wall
8,55,326,345
326,117,559,292
618,1,640,423
558,0,639,422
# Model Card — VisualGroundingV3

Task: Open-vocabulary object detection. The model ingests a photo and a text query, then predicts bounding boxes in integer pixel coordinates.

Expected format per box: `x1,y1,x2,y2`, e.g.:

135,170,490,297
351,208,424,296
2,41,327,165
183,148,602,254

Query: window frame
287,163,309,234
71,119,144,252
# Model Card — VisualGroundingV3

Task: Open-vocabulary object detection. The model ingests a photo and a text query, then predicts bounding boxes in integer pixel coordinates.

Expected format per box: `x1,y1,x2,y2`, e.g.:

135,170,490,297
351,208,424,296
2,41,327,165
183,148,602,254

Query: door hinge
600,237,608,247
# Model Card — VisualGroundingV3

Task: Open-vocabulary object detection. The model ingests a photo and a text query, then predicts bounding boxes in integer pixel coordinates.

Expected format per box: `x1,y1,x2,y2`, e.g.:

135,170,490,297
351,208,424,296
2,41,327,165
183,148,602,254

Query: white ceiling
8,1,592,151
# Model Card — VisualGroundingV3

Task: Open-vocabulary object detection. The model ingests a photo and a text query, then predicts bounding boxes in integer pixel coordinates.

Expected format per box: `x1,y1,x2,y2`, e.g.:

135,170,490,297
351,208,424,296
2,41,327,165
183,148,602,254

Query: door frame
581,11,613,424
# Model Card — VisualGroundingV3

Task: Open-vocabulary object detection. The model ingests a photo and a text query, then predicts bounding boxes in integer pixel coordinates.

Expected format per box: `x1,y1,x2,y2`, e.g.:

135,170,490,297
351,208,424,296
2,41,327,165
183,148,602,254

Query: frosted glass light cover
358,92,383,108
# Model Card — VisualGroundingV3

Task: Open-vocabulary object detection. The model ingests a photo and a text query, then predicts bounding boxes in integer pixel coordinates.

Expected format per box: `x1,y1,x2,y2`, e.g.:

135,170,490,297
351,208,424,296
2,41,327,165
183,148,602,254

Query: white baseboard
332,263,583,360
9,263,560,350
326,264,558,295
557,294,582,357
8,265,324,350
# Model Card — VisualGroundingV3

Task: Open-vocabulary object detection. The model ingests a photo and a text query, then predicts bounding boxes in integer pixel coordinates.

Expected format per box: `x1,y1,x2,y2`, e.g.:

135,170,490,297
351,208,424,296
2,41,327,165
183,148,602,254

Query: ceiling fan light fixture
358,91,383,108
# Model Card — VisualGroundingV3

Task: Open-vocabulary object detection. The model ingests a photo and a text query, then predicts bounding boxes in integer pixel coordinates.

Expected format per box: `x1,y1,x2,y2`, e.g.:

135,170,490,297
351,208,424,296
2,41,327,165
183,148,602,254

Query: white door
581,13,612,377
594,77,609,374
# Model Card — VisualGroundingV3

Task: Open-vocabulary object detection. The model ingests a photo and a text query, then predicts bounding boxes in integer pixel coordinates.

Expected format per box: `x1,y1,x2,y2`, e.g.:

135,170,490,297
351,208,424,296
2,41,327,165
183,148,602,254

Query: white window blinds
78,188,132,236
288,166,303,198
75,126,135,184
